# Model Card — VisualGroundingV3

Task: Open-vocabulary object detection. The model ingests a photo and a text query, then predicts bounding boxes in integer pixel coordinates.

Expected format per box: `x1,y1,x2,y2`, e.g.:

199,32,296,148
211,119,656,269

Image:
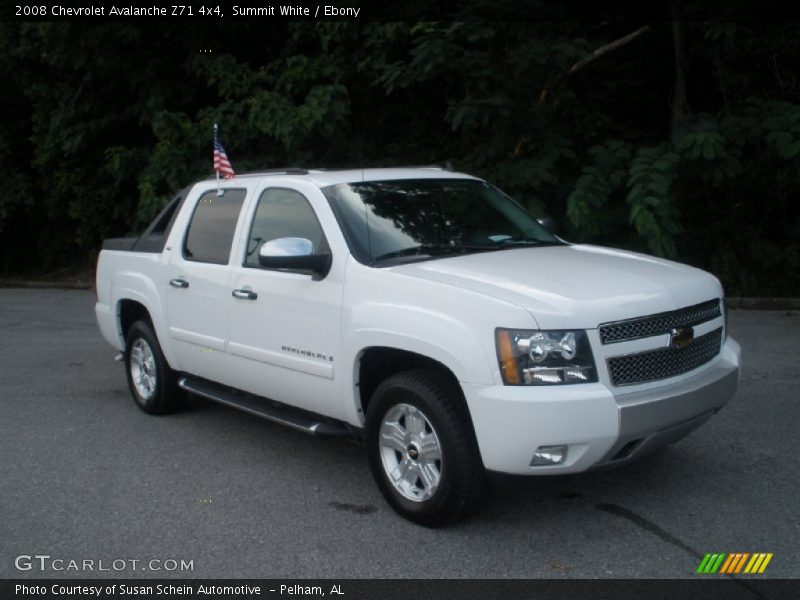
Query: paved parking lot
0,289,797,579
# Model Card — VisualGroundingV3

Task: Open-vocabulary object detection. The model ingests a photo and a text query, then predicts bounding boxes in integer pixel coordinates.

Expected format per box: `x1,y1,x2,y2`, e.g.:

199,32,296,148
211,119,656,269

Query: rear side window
183,189,246,264
149,193,182,235
244,188,325,267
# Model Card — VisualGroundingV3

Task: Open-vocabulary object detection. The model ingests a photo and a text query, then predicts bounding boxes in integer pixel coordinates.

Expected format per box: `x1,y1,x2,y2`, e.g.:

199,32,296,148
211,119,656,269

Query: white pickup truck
96,167,741,525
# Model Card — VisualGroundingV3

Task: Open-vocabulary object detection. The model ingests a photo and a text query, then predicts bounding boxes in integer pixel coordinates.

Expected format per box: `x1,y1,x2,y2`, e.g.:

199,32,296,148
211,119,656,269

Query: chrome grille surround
599,299,721,345
607,327,723,386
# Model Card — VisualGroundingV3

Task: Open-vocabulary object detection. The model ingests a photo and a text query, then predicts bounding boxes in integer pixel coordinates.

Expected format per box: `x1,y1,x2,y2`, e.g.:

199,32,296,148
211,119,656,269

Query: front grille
607,328,722,386
599,299,721,344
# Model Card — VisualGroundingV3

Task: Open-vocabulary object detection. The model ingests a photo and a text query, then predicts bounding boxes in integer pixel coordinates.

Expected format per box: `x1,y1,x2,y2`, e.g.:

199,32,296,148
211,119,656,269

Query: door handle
169,278,189,289
232,289,258,300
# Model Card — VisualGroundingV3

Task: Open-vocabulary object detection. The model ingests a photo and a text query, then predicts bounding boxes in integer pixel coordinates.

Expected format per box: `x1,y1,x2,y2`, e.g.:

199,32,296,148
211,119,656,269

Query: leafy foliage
566,141,632,239
625,145,682,258
0,18,798,295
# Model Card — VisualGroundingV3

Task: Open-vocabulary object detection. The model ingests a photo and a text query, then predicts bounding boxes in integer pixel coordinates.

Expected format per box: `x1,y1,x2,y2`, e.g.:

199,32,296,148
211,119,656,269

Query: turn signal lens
496,329,521,384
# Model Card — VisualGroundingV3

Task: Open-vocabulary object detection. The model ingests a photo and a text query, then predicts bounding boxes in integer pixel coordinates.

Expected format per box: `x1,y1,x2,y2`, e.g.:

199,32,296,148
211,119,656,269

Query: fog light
530,445,568,466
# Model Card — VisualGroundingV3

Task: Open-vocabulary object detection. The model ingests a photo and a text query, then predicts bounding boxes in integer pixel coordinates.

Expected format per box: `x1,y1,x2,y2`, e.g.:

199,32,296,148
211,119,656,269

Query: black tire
365,368,488,527
124,319,185,415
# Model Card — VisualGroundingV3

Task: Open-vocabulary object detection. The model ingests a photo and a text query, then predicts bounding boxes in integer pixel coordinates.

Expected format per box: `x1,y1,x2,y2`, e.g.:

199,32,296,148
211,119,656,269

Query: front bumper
462,337,741,475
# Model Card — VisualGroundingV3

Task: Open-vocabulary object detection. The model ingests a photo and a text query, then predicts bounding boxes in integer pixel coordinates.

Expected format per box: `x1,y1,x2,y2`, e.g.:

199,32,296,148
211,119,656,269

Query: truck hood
390,244,722,329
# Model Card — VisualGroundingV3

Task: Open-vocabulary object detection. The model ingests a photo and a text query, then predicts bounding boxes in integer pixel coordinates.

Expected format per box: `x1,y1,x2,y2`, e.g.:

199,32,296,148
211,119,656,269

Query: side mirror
537,216,558,235
258,237,331,277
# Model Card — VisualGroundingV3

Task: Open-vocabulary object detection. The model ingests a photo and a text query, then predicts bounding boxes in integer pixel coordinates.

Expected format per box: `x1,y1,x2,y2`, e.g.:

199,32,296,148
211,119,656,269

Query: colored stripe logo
696,553,773,574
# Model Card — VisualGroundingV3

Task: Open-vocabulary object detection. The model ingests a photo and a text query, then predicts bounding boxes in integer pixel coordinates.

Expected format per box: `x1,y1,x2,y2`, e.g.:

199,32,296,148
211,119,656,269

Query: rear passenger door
227,184,344,418
166,187,246,383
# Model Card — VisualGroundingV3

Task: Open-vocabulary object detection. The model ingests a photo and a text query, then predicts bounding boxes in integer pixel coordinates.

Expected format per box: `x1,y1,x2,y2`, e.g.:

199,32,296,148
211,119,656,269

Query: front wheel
124,319,185,415
365,369,488,526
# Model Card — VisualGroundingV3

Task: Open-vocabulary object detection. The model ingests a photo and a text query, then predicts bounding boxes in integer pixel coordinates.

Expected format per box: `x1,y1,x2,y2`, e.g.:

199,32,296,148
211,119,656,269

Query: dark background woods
1,12,798,295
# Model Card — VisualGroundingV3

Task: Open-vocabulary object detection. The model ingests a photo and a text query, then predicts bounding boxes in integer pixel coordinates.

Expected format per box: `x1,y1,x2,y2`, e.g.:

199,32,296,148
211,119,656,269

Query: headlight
495,328,597,385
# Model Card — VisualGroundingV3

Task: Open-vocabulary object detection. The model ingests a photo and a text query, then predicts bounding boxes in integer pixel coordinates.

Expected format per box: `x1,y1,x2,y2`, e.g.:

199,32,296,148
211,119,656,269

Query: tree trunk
670,0,688,144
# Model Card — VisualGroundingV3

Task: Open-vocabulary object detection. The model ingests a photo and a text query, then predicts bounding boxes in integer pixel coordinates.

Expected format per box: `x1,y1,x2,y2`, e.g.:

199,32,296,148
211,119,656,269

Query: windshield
323,178,562,266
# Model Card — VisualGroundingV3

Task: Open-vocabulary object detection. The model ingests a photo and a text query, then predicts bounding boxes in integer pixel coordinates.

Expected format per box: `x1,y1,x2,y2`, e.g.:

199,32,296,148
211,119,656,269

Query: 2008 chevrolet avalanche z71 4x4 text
95,167,740,526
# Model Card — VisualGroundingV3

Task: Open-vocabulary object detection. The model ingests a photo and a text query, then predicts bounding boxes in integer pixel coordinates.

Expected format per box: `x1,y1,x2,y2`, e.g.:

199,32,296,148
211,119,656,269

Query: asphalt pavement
0,289,797,579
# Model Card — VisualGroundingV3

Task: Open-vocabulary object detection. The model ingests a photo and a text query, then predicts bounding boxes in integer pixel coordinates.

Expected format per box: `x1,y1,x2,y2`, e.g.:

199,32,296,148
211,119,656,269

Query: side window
183,189,246,264
148,192,182,236
244,188,325,267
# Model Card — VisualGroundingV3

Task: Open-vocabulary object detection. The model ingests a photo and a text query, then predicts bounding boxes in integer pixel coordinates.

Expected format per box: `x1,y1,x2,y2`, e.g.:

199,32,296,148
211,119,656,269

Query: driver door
226,185,344,418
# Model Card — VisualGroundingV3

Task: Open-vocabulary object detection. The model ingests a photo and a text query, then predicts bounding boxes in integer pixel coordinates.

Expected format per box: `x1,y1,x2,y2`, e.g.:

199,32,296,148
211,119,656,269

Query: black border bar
5,1,800,23
3,579,800,600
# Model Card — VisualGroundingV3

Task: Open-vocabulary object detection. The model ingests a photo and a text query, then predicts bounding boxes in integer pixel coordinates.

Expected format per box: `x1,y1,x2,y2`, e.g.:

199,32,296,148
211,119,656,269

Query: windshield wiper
374,244,494,263
373,239,561,263
492,237,562,247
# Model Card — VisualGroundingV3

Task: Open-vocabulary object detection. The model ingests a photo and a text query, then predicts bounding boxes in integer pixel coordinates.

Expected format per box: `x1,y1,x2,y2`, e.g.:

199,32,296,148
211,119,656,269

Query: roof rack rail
235,168,309,176
257,167,309,175
203,167,308,180
313,166,370,171
417,162,455,172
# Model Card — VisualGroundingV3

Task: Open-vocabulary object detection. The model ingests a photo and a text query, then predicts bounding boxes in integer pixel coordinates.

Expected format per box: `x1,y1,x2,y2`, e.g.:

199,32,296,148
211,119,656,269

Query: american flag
213,125,235,179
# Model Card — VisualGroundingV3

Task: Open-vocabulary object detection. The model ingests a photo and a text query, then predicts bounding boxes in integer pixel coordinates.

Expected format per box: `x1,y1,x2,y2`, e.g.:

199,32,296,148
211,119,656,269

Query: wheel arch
352,343,478,429
118,298,151,341
113,281,179,370
341,326,495,425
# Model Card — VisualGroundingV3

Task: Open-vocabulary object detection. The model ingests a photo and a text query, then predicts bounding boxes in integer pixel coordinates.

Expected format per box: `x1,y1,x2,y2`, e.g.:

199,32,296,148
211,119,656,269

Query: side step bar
178,376,357,440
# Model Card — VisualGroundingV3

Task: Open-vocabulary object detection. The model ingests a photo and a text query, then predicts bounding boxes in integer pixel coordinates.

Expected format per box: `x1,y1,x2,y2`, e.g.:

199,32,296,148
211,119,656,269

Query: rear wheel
124,320,185,415
365,368,488,526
